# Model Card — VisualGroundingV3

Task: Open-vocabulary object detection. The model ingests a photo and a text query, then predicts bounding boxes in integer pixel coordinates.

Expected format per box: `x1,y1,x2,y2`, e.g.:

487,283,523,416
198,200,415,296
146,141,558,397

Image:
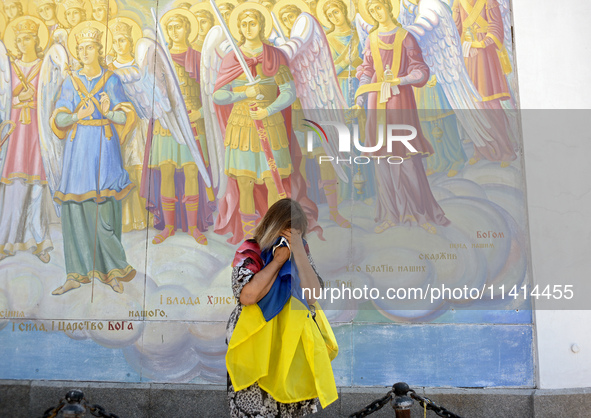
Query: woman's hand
288,228,306,255
273,246,290,265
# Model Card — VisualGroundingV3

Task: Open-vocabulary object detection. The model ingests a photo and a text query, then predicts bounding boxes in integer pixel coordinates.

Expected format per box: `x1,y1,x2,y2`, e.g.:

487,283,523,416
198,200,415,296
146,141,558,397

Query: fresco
0,0,533,387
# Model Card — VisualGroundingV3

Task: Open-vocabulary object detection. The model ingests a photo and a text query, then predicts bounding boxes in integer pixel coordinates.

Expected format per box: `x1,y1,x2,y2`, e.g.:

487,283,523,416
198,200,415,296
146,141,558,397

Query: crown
94,0,108,6
13,19,39,35
111,20,132,37
75,26,102,44
63,0,85,11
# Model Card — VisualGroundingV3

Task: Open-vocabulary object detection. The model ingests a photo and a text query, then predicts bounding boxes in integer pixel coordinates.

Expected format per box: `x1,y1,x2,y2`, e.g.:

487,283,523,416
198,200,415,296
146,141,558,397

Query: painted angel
0,17,54,263
201,4,348,244
353,0,451,234
38,22,138,295
139,8,216,246
397,0,516,166
397,0,467,177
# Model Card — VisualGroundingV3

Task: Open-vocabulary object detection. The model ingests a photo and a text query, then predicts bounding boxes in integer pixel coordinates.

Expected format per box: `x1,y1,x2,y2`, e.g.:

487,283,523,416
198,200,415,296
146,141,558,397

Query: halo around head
109,16,141,45
67,20,112,58
316,0,355,29
358,0,400,27
56,0,93,28
160,7,199,43
229,2,273,41
190,2,220,25
4,16,49,56
273,0,310,33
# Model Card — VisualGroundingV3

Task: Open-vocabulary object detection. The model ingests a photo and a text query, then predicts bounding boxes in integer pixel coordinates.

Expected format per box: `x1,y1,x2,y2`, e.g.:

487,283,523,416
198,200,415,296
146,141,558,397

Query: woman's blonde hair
253,198,308,251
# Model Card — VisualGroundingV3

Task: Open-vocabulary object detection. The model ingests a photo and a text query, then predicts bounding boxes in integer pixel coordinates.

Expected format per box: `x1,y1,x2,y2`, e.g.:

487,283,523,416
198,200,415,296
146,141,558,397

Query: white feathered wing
37,43,69,216
277,12,349,182
0,41,12,175
200,26,232,198
400,0,504,147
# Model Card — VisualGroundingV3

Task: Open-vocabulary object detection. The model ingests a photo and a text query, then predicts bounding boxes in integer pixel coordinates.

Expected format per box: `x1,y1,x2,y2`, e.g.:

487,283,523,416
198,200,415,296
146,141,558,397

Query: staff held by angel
202,1,346,244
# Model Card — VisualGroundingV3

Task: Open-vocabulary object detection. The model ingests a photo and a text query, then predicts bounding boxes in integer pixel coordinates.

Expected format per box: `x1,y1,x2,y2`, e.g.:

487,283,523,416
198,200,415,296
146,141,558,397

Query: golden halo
229,2,273,41
358,0,400,27
4,16,49,57
273,0,310,34
316,0,355,30
160,7,199,44
0,13,6,38
217,0,239,8
90,0,118,21
67,20,112,58
189,3,220,25
109,16,142,45
56,0,93,29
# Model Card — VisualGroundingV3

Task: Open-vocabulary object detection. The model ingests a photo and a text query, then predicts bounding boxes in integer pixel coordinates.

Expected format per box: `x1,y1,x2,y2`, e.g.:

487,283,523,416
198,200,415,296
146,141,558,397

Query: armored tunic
216,54,295,184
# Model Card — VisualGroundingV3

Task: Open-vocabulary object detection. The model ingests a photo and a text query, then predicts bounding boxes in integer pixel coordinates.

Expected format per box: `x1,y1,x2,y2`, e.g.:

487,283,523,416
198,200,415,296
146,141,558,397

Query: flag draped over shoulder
226,239,338,408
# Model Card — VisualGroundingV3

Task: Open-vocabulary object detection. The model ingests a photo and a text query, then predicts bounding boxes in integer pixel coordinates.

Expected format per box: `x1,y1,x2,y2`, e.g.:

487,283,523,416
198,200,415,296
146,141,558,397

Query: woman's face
240,15,261,41
167,19,188,45
113,34,131,57
16,33,35,55
325,6,345,27
66,8,83,27
281,12,298,31
78,41,99,66
368,2,388,24
38,4,56,22
92,5,108,23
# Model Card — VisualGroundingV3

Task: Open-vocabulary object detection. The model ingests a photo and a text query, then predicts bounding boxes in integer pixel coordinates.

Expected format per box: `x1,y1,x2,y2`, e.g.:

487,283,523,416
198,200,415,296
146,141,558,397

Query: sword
210,0,288,200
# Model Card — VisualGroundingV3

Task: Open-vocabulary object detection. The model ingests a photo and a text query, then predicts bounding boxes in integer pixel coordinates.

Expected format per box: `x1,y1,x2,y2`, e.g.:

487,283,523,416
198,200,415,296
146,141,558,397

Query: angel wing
113,37,211,187
0,41,12,175
200,25,232,198
497,0,518,107
354,13,371,58
401,0,509,147
38,43,69,216
277,12,349,182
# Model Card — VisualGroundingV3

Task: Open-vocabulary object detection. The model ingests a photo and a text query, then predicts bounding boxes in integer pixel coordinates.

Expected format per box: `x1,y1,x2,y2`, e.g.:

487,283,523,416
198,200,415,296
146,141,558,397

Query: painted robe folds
51,68,137,285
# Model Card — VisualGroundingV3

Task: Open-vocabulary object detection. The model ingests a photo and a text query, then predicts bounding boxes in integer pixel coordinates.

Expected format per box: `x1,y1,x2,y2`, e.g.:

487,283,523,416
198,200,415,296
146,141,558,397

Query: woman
0,17,53,263
355,0,450,234
226,198,338,416
212,4,322,244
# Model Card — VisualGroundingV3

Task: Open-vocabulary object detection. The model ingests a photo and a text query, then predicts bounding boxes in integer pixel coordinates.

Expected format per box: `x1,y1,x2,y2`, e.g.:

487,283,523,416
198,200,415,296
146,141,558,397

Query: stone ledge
1,381,589,417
